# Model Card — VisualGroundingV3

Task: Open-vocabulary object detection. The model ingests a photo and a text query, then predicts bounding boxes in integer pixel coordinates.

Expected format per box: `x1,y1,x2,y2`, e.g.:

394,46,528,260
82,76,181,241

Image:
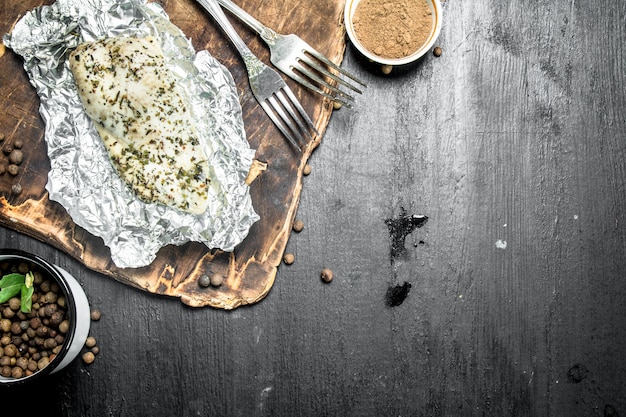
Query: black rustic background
1,0,626,416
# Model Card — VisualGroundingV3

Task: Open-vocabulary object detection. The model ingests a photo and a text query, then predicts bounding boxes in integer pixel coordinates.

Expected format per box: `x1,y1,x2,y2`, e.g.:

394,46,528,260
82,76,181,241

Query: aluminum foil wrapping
4,0,259,268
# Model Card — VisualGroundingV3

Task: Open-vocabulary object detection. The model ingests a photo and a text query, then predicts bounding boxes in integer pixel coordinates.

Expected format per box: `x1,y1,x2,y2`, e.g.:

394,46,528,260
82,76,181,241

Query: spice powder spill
353,0,434,59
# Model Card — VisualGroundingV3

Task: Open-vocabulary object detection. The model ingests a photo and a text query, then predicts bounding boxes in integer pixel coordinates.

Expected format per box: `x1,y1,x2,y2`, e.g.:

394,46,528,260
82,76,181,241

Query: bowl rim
344,0,443,66
0,249,78,387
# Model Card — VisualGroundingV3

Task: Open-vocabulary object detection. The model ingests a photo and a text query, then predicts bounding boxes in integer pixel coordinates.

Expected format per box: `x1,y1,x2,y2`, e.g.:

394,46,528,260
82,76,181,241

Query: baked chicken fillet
69,36,212,215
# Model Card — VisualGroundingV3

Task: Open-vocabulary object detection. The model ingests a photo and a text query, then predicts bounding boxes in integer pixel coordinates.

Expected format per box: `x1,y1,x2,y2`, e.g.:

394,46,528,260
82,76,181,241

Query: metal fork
216,0,367,108
196,0,317,151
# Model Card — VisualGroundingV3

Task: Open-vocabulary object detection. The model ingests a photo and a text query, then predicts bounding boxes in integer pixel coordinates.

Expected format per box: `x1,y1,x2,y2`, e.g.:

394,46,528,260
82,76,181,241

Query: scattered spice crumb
303,164,312,176
320,268,333,283
0,134,5,142
433,46,442,57
333,101,343,110
283,253,295,265
381,65,393,75
292,219,304,233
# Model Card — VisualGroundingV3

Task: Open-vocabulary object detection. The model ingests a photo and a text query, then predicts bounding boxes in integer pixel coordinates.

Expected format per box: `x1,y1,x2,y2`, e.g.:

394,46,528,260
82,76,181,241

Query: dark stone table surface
1,0,625,415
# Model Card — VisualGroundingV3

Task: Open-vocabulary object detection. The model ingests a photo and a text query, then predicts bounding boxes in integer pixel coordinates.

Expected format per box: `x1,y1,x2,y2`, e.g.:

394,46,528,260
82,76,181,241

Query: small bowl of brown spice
345,0,442,71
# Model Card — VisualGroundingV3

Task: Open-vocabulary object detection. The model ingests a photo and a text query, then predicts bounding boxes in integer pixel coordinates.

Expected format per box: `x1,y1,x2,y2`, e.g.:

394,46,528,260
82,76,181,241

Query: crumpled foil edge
4,0,259,268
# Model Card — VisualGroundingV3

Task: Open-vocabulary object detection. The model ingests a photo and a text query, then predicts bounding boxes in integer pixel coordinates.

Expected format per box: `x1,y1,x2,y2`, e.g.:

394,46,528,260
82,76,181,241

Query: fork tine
274,90,315,142
297,54,363,94
260,101,302,151
291,62,357,102
303,46,368,88
280,86,319,137
267,96,307,147
288,71,353,108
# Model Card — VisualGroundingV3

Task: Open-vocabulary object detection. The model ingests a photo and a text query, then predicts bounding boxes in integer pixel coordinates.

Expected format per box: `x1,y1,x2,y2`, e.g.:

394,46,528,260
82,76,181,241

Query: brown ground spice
353,0,434,59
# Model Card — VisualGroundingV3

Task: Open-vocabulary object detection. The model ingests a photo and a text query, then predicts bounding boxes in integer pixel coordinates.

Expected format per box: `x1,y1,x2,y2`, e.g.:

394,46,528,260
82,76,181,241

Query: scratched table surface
1,0,626,416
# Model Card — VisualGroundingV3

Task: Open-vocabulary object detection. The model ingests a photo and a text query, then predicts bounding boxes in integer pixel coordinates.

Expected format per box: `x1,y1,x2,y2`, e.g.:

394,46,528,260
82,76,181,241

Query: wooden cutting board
0,0,346,308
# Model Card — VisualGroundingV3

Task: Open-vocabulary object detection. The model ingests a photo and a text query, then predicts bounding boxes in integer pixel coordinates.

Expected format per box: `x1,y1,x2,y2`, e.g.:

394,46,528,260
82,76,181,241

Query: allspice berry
82,351,95,364
381,65,393,75
433,46,443,57
210,274,224,287
321,268,334,283
198,275,211,288
85,336,96,348
7,164,19,176
292,220,304,233
90,309,101,321
283,253,295,265
8,149,23,165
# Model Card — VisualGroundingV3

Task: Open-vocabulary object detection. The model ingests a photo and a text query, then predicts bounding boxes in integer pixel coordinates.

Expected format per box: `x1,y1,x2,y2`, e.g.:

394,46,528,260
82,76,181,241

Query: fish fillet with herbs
69,36,212,215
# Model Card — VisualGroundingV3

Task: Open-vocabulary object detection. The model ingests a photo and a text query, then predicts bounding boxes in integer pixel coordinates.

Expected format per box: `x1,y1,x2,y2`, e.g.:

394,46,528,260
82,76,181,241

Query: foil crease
4,0,259,268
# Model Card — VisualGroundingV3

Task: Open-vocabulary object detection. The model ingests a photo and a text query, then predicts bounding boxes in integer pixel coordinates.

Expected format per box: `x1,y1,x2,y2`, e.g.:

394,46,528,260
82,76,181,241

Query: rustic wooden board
0,0,345,308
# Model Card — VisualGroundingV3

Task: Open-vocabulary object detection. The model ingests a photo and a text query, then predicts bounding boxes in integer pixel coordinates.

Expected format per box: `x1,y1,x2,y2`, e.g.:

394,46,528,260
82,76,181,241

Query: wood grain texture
0,0,345,308
1,0,626,416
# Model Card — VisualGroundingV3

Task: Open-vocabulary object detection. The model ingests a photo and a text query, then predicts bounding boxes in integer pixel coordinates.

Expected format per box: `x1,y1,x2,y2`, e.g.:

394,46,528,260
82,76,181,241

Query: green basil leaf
0,273,26,304
21,284,34,313
0,283,23,303
0,273,25,288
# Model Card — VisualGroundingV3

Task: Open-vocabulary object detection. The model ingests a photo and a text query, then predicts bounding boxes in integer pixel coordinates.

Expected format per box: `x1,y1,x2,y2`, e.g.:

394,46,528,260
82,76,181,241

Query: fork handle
216,0,279,43
196,0,258,64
